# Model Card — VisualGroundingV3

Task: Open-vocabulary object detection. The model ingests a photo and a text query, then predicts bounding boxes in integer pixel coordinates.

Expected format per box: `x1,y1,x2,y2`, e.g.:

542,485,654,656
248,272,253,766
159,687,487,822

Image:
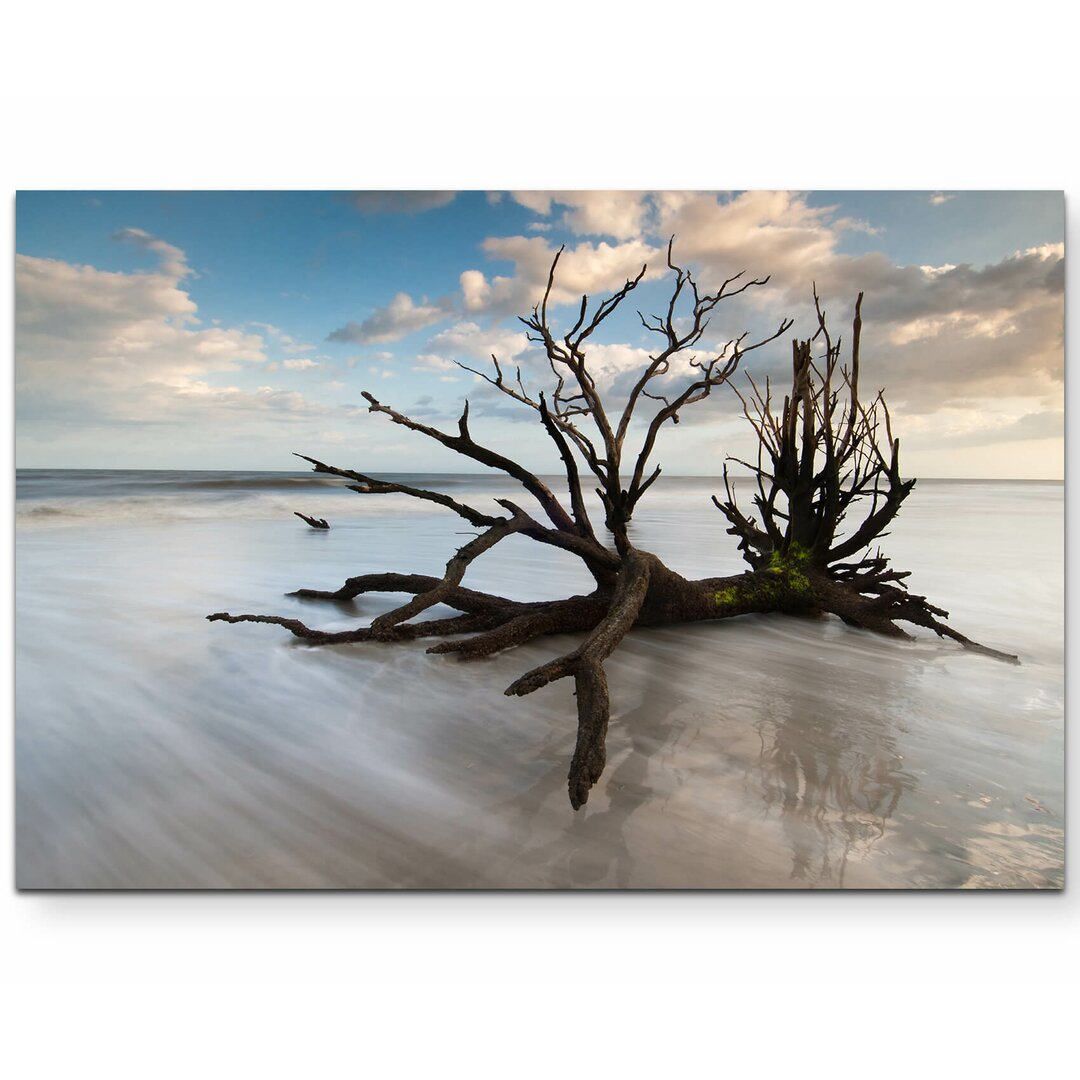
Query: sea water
14,470,1064,888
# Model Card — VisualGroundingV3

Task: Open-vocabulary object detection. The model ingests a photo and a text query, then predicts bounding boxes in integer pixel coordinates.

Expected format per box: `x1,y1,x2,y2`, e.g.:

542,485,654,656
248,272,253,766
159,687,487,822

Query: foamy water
15,470,1064,888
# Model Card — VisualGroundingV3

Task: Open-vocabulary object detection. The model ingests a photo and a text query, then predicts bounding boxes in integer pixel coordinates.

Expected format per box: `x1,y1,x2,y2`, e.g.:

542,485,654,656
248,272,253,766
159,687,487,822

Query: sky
14,189,1064,478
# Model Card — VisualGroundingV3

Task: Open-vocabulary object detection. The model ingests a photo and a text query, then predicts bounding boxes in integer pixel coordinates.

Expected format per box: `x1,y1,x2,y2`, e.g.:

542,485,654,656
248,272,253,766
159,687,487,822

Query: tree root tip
964,641,1021,664
504,674,547,697
567,755,605,810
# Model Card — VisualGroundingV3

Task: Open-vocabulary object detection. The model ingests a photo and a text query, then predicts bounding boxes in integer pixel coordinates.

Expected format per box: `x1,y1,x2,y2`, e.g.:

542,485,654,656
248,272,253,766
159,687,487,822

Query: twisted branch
505,551,653,808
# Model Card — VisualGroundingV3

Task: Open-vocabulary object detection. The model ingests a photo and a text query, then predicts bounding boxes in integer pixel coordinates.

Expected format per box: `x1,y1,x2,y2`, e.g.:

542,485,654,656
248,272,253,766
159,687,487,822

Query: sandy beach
14,470,1064,888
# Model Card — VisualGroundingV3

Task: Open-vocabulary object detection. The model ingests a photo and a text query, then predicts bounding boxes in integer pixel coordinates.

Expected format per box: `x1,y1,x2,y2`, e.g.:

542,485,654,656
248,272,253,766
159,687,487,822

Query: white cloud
15,243,264,400
415,353,457,372
14,229,350,447
283,358,320,370
460,269,491,313
1018,242,1065,261
653,190,841,290
172,381,363,422
619,193,1064,415
929,192,957,206
919,263,957,278
249,321,317,354
406,192,1063,466
461,235,660,317
557,191,651,240
511,191,553,215
510,191,651,240
414,321,536,386
426,321,530,363
574,342,655,379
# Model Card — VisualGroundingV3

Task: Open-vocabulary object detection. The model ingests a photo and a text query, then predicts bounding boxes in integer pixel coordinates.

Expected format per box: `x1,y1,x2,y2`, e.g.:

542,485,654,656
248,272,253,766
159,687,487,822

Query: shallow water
15,470,1064,888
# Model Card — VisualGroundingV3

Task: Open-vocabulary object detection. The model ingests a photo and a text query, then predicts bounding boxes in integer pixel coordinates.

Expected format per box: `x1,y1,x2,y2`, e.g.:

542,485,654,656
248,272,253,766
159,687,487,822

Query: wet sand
15,472,1064,888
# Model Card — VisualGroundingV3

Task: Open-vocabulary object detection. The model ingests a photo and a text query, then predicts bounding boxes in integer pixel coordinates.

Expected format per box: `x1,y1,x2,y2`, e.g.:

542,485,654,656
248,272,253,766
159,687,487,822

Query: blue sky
15,190,1064,476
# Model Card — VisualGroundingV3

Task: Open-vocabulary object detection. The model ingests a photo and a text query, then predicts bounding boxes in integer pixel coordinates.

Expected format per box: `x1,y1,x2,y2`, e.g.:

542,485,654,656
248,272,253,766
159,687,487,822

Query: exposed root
212,552,1015,813
367,509,529,639
426,597,599,660
816,576,1020,663
294,512,330,529
426,610,557,659
288,572,521,614
924,620,1020,663
569,658,610,810
877,590,1019,662
504,551,653,809
206,609,507,645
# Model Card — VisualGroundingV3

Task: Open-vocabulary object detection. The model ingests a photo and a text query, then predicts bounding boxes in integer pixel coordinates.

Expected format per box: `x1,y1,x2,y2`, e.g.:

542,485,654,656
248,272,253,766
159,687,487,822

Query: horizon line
13,466,1065,483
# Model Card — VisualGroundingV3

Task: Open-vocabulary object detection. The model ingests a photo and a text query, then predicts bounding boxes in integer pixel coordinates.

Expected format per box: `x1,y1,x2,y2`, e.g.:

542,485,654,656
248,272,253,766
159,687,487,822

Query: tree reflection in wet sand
754,691,915,886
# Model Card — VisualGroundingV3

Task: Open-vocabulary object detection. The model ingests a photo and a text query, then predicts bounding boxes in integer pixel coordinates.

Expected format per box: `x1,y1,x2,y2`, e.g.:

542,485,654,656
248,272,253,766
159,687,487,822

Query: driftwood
210,243,1016,809
294,512,330,530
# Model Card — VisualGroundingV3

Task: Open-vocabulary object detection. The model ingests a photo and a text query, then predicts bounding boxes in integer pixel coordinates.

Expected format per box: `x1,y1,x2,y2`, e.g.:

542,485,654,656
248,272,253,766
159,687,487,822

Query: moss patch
763,543,815,597
713,586,740,608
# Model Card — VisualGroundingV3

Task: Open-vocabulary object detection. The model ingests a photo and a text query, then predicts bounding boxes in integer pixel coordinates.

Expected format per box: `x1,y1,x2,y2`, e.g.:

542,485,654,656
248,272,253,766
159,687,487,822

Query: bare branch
360,392,578,534
295,453,499,528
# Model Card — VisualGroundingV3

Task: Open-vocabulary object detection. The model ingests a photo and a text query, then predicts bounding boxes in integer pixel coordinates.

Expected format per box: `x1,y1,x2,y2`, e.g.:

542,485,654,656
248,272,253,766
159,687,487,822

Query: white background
2,4,1076,1077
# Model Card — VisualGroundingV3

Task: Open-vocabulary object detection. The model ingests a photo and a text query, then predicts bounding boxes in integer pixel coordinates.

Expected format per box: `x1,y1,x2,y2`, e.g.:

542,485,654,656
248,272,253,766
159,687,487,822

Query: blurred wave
14,471,1064,888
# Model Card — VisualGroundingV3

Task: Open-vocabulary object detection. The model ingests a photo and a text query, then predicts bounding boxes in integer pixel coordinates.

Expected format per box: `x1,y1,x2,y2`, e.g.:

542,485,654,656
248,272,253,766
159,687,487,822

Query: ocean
14,469,1064,888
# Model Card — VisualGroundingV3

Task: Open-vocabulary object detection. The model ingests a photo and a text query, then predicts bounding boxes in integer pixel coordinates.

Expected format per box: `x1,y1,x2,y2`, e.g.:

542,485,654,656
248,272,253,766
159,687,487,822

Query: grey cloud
341,191,457,214
112,226,191,279
740,246,1065,412
327,293,454,345
814,248,1063,324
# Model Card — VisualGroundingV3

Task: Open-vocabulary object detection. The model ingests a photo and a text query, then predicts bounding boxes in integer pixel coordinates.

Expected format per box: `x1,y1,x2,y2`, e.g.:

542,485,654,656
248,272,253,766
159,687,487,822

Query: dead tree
209,244,1016,810
713,287,1017,662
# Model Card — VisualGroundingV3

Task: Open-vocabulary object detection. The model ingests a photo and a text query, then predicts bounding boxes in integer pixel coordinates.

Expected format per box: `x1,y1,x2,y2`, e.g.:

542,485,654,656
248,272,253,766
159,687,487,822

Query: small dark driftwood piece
294,512,330,530
211,244,1017,810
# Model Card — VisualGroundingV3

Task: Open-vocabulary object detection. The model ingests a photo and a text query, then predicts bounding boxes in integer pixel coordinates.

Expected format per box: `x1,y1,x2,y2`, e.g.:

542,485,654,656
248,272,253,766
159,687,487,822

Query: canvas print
14,190,1064,888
